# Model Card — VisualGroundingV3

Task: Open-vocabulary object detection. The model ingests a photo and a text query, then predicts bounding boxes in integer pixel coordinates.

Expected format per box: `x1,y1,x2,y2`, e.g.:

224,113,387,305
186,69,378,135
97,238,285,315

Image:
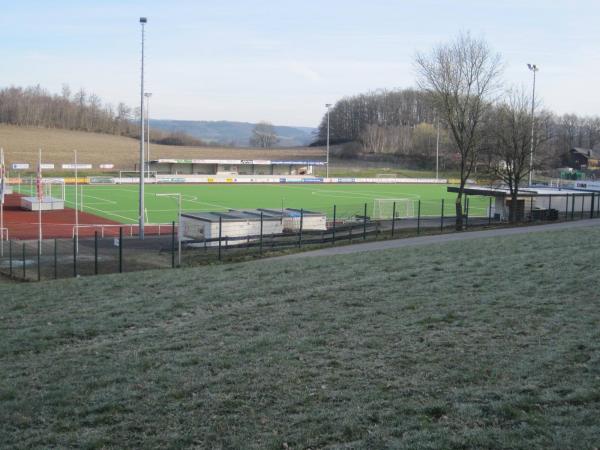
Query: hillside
1,227,599,448
0,124,324,170
150,119,316,147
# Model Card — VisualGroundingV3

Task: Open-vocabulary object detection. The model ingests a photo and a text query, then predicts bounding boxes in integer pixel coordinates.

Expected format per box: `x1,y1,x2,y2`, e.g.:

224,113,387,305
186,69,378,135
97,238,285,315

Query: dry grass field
0,124,325,170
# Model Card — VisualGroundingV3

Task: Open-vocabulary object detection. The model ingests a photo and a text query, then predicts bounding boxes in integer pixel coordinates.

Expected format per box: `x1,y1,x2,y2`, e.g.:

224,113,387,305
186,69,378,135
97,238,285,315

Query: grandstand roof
151,158,326,165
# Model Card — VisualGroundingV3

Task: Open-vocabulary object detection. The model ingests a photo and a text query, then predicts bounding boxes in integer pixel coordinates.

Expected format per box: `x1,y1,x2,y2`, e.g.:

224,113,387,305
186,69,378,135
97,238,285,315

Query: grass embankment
313,158,461,180
1,227,600,448
0,124,324,170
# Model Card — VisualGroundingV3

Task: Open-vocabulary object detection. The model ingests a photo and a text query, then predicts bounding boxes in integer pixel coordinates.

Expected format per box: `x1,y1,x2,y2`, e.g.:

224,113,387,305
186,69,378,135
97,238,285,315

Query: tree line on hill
314,83,599,172
0,85,205,146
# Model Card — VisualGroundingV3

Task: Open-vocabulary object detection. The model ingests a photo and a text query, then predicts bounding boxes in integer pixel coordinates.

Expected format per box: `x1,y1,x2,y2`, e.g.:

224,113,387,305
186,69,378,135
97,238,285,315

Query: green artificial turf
19,182,489,224
1,226,599,448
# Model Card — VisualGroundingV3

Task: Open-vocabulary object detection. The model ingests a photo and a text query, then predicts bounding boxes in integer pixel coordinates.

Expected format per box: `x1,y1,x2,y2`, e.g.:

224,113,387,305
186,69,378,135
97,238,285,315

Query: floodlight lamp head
325,103,332,108
527,63,538,72
144,92,152,97
140,17,147,23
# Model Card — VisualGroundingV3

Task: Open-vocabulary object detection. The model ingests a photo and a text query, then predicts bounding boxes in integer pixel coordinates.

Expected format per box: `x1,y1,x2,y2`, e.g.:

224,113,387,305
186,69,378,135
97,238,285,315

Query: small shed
180,210,283,246
20,196,65,211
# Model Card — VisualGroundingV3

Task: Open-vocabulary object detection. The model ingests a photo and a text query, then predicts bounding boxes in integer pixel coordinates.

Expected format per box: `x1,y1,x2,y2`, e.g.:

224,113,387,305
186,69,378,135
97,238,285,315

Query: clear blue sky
1,0,598,127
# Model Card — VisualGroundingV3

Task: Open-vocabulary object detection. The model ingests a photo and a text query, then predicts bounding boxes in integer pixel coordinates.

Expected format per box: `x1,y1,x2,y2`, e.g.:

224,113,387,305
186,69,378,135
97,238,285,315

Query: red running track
0,194,172,240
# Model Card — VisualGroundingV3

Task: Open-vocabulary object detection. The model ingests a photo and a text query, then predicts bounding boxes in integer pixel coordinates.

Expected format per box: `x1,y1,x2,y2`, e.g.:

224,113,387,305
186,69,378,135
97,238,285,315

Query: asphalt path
270,218,600,260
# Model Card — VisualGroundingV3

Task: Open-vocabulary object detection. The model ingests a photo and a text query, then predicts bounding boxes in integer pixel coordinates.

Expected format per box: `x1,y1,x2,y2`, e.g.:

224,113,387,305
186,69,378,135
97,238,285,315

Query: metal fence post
218,216,222,261
94,231,98,275
37,240,41,282
171,221,176,268
488,197,492,225
548,194,552,220
392,201,396,237
9,240,13,277
73,235,77,277
565,194,569,220
581,194,585,219
22,242,26,279
332,205,336,245
118,227,123,273
417,200,421,235
298,209,304,247
257,211,262,255
591,193,595,219
530,197,534,222
571,194,575,220
54,239,58,279
440,199,445,232
464,196,469,229
363,203,367,240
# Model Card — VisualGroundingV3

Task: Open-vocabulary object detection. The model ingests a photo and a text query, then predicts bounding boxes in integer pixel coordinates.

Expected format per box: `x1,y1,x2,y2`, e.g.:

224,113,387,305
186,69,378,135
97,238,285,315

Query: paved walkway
271,218,600,260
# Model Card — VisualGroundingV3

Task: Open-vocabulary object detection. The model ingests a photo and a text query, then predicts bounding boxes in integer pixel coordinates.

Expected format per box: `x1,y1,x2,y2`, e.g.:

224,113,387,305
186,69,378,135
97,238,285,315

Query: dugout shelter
447,185,596,221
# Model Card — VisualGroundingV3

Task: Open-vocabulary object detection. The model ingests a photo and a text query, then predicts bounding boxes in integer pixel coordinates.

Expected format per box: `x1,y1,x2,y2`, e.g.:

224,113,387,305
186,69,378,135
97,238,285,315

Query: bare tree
486,89,545,222
250,121,279,148
361,124,387,154
415,32,502,229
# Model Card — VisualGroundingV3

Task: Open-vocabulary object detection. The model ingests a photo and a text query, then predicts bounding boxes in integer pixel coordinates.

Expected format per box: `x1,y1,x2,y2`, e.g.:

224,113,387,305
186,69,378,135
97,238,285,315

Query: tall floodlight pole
325,103,332,178
145,92,152,179
527,63,539,187
139,17,147,239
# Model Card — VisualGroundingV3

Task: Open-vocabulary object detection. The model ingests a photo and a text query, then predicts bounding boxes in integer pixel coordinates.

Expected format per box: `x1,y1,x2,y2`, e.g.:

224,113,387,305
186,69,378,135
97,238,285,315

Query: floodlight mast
527,63,539,187
139,17,147,239
325,103,332,178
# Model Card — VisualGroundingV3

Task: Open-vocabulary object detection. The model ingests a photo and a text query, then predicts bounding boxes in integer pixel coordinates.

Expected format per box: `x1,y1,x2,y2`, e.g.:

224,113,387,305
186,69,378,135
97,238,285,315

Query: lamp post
139,17,147,239
527,63,539,187
156,193,182,266
325,103,332,178
145,92,152,179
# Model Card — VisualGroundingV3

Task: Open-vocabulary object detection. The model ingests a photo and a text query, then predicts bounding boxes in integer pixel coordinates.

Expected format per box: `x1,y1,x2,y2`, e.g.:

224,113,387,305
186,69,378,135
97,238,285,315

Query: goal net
43,179,66,200
372,198,415,219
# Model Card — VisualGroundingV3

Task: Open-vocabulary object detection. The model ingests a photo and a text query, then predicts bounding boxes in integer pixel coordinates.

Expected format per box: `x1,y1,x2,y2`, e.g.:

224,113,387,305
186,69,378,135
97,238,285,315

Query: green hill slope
1,228,599,448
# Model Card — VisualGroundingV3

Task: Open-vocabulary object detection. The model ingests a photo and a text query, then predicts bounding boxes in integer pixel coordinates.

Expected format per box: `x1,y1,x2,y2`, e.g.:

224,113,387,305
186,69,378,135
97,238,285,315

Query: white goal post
43,179,66,201
372,198,415,219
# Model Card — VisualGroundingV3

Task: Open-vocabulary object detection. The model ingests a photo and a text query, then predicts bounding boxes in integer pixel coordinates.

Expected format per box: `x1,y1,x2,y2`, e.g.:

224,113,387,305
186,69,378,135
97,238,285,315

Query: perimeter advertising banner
62,164,93,170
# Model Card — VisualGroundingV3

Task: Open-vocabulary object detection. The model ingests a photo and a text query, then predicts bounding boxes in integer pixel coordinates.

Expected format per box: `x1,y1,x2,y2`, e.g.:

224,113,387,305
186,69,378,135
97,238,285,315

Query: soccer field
20,183,489,224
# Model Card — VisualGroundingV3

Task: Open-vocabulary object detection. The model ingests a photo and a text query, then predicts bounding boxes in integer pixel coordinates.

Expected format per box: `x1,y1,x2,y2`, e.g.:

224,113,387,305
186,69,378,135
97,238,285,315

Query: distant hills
149,120,317,148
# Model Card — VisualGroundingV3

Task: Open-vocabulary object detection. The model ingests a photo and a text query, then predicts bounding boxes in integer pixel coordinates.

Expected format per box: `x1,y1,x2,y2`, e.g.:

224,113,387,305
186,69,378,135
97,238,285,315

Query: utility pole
527,63,539,187
139,17,147,239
